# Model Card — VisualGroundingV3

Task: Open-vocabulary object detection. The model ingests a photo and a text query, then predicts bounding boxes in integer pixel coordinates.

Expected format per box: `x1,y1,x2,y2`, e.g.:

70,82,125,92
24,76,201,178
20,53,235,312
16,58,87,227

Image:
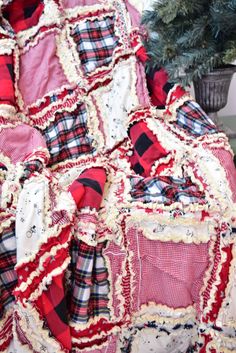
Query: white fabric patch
127,217,211,244
93,57,139,149
16,180,47,262
131,328,193,353
67,139,78,148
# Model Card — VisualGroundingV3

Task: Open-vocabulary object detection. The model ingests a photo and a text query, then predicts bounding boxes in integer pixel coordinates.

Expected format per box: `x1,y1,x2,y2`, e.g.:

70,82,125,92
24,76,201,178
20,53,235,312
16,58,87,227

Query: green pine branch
142,0,236,86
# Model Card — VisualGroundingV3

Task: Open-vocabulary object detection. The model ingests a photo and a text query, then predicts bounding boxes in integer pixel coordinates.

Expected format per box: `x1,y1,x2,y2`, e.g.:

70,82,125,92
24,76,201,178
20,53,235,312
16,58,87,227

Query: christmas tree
142,0,236,86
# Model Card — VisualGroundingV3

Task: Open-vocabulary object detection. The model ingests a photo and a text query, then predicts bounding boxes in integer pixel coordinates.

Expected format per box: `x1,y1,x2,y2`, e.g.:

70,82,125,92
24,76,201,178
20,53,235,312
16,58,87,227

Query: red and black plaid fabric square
129,121,171,177
69,239,109,324
146,67,174,108
42,103,95,166
175,100,217,136
20,159,44,183
71,16,119,74
130,175,206,205
3,0,44,33
0,223,17,318
0,55,15,105
37,274,72,351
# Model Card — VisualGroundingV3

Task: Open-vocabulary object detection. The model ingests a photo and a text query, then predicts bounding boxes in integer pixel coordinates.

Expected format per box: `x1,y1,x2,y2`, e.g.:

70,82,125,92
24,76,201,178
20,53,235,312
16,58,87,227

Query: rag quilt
0,1,236,352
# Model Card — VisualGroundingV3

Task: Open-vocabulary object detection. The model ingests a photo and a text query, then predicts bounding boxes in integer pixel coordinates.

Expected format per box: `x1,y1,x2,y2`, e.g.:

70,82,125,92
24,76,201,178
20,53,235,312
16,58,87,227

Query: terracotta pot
193,65,236,128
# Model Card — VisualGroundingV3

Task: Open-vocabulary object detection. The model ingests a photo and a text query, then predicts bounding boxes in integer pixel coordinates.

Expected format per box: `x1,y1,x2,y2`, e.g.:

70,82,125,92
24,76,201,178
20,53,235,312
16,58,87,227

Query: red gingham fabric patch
128,229,209,309
129,120,171,177
103,242,126,318
42,103,95,166
0,124,46,164
71,16,119,74
3,0,44,33
0,55,15,105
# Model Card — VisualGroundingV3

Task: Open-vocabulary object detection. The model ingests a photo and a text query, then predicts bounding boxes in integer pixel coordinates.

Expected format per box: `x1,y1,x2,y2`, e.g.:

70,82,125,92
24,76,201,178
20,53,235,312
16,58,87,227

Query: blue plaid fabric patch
175,101,217,136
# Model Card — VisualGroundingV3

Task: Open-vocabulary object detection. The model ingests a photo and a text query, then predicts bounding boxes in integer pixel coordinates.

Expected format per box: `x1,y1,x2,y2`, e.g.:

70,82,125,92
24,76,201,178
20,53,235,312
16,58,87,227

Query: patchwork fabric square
127,230,209,309
71,16,119,74
69,239,110,323
19,32,68,106
2,0,44,33
130,176,206,205
129,121,170,177
175,100,217,136
42,103,95,166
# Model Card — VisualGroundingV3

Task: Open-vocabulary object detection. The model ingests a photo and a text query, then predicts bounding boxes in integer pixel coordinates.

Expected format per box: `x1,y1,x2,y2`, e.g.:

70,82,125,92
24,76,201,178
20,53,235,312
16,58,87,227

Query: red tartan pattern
71,16,120,74
69,239,110,323
130,175,206,205
0,223,17,318
42,103,95,166
0,55,15,105
175,101,217,136
20,159,44,182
